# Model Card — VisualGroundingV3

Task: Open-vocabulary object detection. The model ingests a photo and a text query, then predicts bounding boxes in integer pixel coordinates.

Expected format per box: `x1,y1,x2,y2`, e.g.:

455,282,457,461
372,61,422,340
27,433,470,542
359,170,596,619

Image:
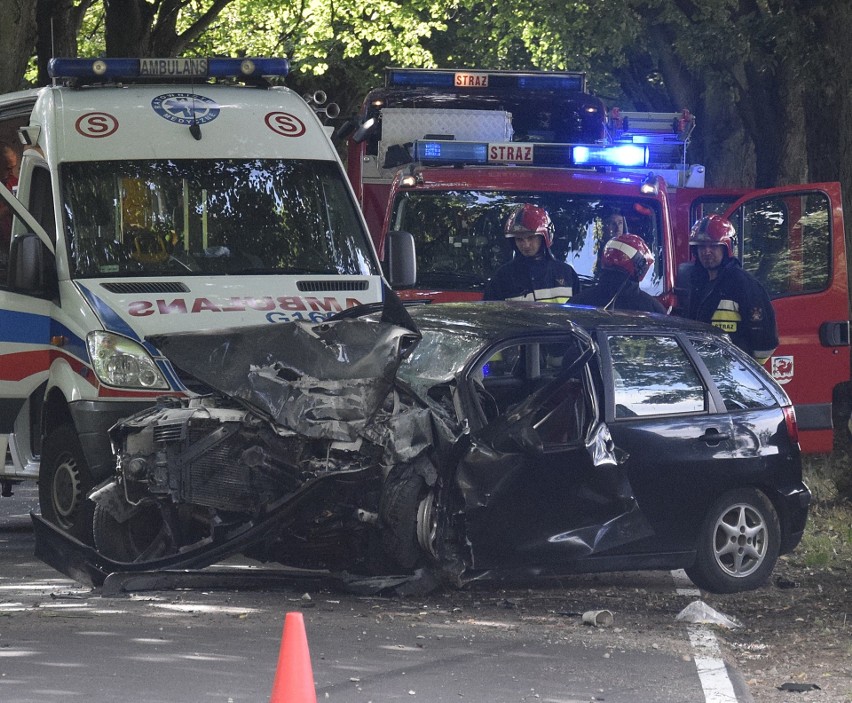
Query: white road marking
671,570,741,703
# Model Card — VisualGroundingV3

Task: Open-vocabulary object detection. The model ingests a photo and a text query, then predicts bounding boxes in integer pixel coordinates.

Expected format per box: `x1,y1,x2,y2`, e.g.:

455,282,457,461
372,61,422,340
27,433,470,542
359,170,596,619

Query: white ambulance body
0,58,396,539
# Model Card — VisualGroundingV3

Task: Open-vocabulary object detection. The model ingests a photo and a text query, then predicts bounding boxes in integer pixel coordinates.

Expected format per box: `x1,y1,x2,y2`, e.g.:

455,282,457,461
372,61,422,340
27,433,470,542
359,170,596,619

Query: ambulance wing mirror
386,230,416,288
8,232,58,299
0,180,55,255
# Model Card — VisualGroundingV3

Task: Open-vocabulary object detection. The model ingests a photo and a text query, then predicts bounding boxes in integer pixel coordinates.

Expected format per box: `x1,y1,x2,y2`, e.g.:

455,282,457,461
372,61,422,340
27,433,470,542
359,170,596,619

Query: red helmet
504,204,553,248
601,233,654,282
689,215,736,257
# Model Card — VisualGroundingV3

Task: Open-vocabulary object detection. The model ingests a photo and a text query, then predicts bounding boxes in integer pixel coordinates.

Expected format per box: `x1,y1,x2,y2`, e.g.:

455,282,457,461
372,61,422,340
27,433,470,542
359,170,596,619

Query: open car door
723,182,849,453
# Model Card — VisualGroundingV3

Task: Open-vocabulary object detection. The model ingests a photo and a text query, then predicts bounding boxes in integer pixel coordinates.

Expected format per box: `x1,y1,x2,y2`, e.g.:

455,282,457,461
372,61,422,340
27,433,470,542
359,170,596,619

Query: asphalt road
0,484,751,703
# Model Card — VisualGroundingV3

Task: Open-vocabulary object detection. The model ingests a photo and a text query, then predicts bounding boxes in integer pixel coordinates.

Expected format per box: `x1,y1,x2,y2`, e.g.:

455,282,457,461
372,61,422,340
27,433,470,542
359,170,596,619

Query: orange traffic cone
270,612,317,703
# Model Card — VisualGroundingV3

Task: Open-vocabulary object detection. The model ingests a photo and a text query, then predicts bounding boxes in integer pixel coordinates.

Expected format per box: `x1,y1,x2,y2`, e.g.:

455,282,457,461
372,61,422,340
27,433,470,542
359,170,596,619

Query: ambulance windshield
61,159,379,278
389,191,664,295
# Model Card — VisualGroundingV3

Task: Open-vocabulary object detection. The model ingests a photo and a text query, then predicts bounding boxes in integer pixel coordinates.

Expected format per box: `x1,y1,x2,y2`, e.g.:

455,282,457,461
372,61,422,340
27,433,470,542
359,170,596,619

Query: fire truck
347,67,850,453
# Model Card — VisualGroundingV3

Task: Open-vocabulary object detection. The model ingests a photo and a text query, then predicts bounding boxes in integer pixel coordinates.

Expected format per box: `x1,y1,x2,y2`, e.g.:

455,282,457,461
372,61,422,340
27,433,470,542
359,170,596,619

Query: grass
798,453,852,568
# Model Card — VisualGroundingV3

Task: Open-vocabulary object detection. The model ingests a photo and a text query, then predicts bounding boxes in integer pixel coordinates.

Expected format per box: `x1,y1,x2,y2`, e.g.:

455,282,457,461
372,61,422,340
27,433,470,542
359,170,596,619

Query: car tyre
39,424,96,544
93,501,171,563
686,487,780,593
379,463,429,570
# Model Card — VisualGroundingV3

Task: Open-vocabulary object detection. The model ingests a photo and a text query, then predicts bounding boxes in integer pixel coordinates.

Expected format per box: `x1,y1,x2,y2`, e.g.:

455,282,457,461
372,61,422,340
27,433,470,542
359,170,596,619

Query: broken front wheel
93,501,177,563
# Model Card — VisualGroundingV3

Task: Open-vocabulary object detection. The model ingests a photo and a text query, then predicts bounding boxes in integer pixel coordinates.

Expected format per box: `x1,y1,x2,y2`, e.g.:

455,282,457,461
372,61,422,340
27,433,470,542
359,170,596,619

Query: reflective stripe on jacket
688,257,778,361
484,256,580,303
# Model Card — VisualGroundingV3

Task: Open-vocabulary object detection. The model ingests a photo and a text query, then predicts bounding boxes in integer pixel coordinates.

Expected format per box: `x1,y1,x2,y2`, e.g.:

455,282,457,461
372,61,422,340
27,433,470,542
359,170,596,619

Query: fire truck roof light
48,57,290,81
414,139,650,170
415,140,489,164
386,68,585,93
572,144,648,168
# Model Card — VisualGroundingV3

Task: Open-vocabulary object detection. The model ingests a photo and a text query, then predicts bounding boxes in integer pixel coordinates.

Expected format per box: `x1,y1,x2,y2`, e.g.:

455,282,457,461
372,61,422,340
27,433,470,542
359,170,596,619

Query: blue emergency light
414,140,489,164
572,144,648,168
48,57,290,81
413,139,647,170
386,68,585,93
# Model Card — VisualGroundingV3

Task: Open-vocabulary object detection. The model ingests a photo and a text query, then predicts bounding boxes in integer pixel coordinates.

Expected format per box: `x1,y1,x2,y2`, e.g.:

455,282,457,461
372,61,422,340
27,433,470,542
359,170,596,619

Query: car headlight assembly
87,331,169,390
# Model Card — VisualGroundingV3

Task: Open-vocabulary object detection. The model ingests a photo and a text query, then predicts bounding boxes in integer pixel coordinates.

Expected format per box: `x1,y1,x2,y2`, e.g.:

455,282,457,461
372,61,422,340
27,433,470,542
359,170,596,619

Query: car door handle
697,428,730,444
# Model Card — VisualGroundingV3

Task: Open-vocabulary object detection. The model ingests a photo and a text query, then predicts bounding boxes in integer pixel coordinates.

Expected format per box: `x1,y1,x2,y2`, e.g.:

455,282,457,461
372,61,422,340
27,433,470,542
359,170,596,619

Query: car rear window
607,334,706,417
689,338,778,410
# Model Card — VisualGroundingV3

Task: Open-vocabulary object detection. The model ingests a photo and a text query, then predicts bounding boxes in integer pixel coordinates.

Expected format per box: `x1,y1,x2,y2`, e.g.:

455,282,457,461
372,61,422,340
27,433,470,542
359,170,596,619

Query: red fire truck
347,68,850,453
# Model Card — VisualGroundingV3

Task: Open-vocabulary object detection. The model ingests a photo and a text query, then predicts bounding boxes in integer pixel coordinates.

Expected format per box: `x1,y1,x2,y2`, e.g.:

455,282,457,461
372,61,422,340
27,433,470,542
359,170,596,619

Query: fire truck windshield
389,191,664,295
60,159,379,278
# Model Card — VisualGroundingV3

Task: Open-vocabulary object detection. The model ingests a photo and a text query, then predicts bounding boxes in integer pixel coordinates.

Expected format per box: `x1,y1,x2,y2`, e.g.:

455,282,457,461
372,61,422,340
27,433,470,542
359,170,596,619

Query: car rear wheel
686,487,780,593
39,424,96,544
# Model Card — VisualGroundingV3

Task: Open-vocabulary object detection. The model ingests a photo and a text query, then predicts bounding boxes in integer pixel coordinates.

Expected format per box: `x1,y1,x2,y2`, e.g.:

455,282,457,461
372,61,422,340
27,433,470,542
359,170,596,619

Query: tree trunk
35,0,96,86
799,0,852,317
104,0,154,57
0,0,37,93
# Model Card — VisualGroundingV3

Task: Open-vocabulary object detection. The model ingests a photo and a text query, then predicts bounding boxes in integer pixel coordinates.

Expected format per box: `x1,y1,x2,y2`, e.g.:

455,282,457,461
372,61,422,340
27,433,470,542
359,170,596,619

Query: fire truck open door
723,182,849,453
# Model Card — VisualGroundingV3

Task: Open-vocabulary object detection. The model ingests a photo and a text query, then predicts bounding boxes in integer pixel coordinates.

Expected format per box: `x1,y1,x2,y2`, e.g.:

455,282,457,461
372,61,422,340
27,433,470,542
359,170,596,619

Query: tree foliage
3,0,851,200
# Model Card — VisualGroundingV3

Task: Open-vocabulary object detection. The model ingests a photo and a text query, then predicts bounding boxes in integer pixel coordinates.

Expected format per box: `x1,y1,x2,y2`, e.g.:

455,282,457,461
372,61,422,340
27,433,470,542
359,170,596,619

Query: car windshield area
388,191,665,295
61,159,379,278
397,324,487,398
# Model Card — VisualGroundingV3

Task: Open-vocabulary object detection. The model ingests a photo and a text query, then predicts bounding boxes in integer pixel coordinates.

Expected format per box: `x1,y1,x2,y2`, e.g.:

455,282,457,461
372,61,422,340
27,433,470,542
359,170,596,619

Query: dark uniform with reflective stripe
571,269,665,313
484,256,579,303
688,257,778,362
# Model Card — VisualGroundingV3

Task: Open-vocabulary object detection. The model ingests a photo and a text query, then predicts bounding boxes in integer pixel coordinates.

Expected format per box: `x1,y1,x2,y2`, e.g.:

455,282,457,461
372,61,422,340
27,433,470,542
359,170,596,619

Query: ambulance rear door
723,182,849,453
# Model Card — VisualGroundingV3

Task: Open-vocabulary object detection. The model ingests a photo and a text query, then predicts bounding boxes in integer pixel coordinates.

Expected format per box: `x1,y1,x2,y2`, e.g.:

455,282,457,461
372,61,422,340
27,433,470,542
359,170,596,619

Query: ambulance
348,68,849,454
0,57,411,539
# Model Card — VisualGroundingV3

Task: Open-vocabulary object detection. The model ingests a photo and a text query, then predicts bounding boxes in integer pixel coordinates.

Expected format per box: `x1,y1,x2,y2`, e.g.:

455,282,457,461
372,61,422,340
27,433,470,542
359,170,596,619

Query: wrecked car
38,300,810,594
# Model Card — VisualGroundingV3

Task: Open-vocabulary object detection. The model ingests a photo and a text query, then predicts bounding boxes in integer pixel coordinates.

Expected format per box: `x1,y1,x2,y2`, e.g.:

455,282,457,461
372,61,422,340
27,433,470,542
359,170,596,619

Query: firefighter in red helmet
685,214,778,362
484,204,580,302
571,233,665,313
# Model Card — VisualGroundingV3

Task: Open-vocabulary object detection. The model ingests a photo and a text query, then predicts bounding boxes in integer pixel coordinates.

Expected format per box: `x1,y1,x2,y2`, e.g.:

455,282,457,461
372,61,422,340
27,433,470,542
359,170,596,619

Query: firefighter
484,204,580,302
686,214,778,362
571,233,665,313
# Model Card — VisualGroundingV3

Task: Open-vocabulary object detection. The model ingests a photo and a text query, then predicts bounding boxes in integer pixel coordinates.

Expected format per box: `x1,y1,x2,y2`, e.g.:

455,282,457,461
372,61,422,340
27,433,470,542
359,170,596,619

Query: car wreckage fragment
32,299,649,592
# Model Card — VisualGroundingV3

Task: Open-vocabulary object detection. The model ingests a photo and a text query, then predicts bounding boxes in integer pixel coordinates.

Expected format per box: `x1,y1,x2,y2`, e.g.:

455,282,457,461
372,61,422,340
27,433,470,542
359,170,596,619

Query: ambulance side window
28,167,56,244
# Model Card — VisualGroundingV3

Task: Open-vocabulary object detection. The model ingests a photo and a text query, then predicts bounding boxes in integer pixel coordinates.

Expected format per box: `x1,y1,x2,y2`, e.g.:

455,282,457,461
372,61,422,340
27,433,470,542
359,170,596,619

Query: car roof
404,301,719,339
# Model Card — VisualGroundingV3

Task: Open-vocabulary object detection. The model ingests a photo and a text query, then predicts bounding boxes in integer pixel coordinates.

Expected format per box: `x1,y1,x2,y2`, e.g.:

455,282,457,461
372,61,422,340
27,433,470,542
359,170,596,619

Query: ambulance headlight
87,332,169,390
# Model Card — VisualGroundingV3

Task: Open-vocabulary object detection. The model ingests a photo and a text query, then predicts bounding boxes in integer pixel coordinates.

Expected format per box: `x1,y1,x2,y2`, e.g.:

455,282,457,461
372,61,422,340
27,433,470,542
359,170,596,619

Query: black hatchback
40,300,810,594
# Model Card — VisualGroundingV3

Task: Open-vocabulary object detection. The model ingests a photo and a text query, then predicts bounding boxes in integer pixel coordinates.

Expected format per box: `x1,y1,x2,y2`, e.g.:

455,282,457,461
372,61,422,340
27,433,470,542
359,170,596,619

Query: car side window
689,337,777,410
478,340,576,416
607,334,705,417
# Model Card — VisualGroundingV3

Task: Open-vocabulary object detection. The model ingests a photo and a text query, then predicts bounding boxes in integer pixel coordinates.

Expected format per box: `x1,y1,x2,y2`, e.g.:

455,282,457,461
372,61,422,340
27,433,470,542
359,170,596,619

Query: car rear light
782,405,800,446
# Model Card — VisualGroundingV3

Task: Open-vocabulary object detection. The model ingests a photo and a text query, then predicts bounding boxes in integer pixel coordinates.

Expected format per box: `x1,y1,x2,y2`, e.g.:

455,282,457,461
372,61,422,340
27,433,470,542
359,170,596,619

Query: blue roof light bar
573,144,648,168
413,139,649,170
414,140,489,164
48,57,290,81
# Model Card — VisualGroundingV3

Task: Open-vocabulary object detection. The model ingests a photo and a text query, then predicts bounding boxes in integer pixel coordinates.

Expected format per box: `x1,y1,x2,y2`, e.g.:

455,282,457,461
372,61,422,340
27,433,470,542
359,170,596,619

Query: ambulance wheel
39,424,96,544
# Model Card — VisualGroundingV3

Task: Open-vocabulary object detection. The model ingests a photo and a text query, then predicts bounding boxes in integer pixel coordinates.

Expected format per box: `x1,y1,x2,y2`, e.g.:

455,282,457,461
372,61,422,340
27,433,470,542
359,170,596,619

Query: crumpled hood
147,296,422,442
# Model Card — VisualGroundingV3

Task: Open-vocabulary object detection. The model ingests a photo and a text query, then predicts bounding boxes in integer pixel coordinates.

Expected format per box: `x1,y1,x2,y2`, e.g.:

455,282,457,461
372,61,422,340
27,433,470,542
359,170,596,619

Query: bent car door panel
456,427,649,569
453,339,648,569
